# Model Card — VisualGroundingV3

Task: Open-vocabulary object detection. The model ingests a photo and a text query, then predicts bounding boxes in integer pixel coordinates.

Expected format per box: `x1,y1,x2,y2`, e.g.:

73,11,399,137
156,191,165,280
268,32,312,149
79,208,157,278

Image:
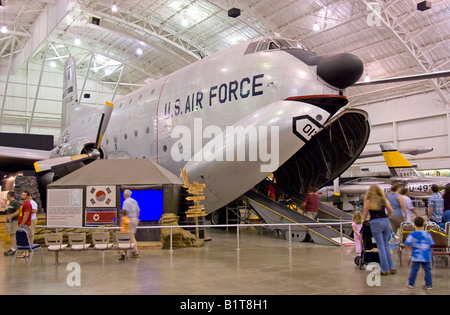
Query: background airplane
319,144,450,210
381,143,450,197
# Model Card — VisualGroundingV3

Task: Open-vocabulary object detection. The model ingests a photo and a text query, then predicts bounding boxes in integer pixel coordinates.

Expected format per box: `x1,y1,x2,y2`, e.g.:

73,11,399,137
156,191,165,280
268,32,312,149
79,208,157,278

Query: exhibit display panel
47,188,83,227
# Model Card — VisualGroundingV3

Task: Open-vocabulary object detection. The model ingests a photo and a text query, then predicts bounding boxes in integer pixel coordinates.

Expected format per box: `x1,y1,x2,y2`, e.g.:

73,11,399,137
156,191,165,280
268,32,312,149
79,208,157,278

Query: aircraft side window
268,41,279,50
274,38,292,49
288,39,307,50
245,41,259,54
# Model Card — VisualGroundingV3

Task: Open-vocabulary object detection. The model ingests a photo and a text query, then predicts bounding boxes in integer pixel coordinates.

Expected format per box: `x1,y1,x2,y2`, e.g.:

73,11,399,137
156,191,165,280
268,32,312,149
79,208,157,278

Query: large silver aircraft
0,37,448,214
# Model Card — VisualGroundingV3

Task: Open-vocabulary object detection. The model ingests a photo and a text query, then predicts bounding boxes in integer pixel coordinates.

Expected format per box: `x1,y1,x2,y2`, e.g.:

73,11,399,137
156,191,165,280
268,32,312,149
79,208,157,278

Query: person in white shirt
29,194,38,244
122,190,140,257
400,188,418,223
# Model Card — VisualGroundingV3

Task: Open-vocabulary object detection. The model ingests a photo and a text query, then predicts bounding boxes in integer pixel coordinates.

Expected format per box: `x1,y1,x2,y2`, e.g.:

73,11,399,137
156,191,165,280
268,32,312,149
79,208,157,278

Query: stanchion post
169,226,173,253
236,224,240,251
340,217,343,247
288,225,292,250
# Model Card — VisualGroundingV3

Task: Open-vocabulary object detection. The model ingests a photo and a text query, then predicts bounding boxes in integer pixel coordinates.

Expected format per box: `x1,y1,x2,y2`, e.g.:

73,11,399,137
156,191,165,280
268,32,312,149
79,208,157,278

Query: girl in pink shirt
352,211,363,255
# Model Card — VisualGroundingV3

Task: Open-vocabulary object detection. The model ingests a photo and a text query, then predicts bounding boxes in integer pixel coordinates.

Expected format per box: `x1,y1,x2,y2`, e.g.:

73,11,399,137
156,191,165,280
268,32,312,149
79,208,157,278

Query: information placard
47,188,83,227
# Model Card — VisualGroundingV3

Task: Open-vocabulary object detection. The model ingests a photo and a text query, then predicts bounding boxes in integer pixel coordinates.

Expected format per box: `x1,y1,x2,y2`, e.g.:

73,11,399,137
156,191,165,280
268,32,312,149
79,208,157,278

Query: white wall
0,61,123,141
345,89,450,177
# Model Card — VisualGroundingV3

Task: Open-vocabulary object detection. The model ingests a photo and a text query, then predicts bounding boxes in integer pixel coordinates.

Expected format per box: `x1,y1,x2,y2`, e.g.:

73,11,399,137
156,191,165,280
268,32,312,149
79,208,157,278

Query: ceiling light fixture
1,25,6,33
136,48,143,55
313,22,320,31
111,3,118,13
364,74,371,82
74,38,81,46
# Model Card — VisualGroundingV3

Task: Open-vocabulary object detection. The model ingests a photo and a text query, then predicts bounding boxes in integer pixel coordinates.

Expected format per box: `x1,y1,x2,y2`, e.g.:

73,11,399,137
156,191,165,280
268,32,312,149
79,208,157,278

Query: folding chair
68,233,91,251
397,221,415,266
427,225,450,267
45,233,68,265
11,228,43,268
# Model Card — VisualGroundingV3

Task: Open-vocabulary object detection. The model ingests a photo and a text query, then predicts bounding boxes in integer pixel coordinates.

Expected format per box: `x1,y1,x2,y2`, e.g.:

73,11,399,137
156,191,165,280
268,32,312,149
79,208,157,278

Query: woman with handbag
362,185,396,276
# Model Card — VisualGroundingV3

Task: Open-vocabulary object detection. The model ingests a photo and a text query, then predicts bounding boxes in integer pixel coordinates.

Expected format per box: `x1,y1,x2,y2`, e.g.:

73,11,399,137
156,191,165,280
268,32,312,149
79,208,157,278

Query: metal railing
36,219,353,252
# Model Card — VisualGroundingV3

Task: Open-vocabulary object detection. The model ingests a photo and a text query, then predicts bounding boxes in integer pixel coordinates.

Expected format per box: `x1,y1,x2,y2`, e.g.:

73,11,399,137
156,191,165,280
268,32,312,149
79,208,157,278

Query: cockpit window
256,39,271,52
245,41,259,54
244,37,308,55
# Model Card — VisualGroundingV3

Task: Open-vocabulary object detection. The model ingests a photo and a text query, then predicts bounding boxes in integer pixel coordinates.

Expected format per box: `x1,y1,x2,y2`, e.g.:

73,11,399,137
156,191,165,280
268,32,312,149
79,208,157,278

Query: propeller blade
34,154,90,173
95,101,114,149
33,101,112,173
353,70,450,86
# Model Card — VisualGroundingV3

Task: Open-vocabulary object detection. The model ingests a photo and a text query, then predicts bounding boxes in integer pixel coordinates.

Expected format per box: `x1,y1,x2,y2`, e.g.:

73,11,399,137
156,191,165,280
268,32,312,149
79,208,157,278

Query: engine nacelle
50,137,106,159
49,137,107,177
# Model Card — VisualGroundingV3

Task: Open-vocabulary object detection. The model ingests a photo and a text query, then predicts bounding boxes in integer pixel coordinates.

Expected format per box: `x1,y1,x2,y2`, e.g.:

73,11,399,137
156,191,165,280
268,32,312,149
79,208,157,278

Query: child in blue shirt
404,216,435,289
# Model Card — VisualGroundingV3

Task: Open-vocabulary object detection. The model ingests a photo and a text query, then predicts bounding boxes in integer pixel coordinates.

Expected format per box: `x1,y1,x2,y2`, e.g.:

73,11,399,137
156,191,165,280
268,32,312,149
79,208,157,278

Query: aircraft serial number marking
392,168,419,178
407,184,432,193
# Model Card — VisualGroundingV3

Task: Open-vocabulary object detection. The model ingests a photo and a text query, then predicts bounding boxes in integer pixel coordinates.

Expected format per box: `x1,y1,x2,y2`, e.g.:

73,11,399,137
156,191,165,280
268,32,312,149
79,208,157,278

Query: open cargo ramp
244,191,353,246
276,186,354,236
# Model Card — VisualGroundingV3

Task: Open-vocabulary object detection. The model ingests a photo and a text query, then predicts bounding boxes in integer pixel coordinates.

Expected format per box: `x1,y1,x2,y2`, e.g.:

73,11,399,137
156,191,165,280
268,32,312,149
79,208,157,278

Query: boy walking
404,216,435,290
119,210,131,261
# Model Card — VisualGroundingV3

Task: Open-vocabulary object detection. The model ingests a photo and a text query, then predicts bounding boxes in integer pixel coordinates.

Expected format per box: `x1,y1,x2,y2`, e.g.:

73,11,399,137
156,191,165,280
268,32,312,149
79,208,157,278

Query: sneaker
118,254,126,261
422,285,433,290
4,249,15,256
406,284,414,289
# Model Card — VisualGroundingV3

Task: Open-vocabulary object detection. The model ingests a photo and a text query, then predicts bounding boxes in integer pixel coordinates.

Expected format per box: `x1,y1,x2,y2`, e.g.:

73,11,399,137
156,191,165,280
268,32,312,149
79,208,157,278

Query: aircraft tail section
61,56,79,132
380,144,422,178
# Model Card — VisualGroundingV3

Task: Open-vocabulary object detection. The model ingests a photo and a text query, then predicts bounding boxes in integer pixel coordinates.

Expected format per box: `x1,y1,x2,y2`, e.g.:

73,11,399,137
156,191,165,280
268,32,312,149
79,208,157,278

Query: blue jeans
370,218,394,272
443,211,450,224
408,261,432,287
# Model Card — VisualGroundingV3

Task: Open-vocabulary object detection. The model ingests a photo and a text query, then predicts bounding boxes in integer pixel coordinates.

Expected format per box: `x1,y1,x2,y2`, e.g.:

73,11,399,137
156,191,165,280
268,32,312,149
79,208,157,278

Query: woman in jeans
362,185,396,276
387,184,407,234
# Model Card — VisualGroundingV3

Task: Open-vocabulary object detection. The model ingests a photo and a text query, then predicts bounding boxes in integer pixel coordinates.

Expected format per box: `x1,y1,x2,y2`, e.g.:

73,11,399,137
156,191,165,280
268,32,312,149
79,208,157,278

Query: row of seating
11,229,136,267
398,222,450,267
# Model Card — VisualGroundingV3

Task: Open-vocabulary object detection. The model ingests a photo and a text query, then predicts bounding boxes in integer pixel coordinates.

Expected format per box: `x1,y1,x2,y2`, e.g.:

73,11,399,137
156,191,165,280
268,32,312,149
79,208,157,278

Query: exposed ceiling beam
361,0,448,106
11,0,78,73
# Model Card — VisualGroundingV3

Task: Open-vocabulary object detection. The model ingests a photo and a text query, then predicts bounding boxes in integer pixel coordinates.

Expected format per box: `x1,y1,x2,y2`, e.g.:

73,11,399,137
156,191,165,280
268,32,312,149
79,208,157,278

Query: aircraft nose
317,53,364,89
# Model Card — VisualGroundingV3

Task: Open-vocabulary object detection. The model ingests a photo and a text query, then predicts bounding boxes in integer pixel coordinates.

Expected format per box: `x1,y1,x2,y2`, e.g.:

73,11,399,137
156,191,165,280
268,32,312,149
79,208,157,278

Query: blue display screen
120,189,163,221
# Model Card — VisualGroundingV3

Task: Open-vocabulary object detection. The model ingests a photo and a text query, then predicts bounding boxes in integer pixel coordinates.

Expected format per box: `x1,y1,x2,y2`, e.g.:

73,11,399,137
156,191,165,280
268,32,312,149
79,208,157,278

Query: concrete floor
1,228,449,295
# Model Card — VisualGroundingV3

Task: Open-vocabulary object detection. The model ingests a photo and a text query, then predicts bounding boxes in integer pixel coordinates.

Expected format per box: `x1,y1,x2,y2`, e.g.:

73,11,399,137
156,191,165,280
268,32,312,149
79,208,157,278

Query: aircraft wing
0,146,51,173
353,70,450,87
358,146,433,159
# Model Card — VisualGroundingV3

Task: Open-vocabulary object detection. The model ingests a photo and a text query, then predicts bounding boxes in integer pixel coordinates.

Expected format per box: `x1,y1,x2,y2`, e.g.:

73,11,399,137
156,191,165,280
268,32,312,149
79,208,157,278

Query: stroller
354,222,380,269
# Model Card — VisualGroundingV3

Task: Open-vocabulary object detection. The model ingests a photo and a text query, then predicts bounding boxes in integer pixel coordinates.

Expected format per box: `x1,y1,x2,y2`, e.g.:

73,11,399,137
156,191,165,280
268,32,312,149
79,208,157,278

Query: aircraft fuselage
57,38,362,212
